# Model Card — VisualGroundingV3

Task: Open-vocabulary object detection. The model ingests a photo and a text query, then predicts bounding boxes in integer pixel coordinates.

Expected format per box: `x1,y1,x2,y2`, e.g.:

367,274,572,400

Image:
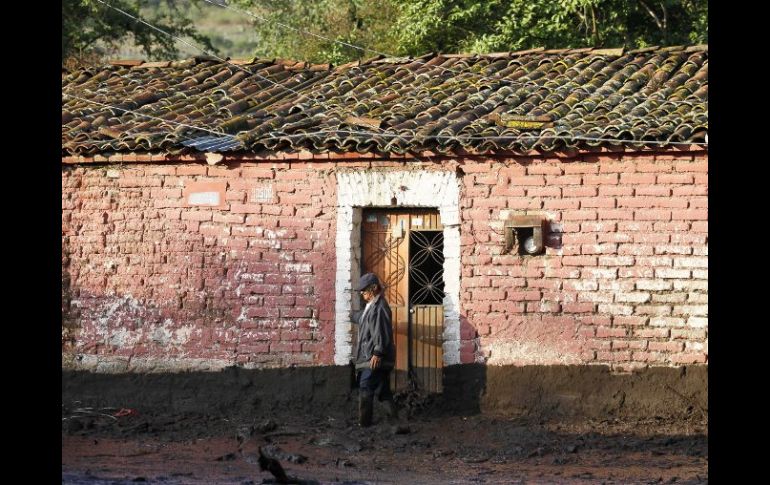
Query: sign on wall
183,181,227,209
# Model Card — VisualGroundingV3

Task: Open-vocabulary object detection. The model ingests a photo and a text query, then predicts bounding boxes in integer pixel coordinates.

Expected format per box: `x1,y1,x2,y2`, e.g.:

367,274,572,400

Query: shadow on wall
62,364,707,422
458,315,478,364
439,364,707,422
62,366,356,419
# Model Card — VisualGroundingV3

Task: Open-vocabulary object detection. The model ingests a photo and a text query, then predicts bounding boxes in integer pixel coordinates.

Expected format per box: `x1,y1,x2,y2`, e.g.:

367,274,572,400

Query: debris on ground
62,403,707,484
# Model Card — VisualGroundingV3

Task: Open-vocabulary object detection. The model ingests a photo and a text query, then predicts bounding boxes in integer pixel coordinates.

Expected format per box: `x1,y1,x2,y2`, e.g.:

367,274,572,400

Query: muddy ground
62,393,707,484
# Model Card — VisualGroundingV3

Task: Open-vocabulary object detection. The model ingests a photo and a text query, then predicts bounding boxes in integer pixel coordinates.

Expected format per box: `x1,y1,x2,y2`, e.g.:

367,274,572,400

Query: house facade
62,46,707,417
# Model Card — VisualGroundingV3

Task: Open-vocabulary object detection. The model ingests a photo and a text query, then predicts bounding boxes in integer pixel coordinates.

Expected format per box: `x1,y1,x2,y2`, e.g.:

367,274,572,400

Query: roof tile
62,47,708,157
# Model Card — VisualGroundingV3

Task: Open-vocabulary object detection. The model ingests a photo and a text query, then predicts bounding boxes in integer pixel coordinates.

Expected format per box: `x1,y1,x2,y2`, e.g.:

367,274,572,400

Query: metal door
361,209,444,393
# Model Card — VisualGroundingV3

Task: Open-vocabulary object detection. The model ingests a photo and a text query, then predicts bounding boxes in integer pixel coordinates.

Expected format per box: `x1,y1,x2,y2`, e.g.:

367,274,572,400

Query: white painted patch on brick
685,341,705,351
239,273,265,282
188,191,221,206
335,170,461,366
252,185,273,202
650,317,686,327
284,263,312,273
484,341,582,366
93,295,141,343
63,355,236,373
108,328,135,347
687,316,708,328
74,296,197,361
173,325,193,345
151,325,174,345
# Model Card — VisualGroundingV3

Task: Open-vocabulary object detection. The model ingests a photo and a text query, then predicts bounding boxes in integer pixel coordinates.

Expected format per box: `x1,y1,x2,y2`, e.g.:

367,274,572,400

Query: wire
63,91,438,162
93,0,428,152
202,0,707,107
197,0,590,89
245,129,707,147
64,93,706,150
202,0,368,57
63,92,237,141
67,3,708,153
80,1,707,137
94,0,305,98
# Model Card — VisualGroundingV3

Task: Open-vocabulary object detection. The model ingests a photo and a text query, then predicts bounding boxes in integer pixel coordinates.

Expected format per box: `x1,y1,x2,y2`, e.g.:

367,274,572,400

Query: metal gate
361,209,444,393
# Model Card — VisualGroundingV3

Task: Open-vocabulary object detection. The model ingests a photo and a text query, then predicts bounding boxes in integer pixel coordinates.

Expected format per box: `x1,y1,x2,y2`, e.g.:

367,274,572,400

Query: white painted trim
62,354,241,372
334,170,461,366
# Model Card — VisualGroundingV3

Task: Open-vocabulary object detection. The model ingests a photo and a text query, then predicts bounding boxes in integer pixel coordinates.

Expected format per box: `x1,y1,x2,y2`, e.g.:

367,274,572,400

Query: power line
202,0,374,57
94,0,305,98
93,0,424,150
256,129,707,147
63,92,236,141
200,0,596,91
84,0,706,136
63,94,707,150
68,2,707,154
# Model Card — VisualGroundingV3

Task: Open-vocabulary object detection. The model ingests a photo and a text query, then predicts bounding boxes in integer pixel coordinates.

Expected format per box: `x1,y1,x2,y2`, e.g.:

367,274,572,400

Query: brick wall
458,152,708,371
62,161,339,371
62,151,707,372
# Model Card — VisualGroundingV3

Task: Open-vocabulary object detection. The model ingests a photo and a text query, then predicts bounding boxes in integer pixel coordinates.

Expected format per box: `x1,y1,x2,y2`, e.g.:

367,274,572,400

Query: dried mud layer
62,402,707,484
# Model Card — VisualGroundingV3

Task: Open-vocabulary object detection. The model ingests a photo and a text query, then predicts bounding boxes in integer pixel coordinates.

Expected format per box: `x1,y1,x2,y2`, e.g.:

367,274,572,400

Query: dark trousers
357,368,394,401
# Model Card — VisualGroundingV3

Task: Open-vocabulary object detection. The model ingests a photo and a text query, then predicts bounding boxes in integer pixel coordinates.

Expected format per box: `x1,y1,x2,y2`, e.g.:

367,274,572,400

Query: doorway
361,208,444,393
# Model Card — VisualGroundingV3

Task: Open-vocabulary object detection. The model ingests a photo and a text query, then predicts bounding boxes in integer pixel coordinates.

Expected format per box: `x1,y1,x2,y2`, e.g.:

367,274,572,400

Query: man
352,272,398,427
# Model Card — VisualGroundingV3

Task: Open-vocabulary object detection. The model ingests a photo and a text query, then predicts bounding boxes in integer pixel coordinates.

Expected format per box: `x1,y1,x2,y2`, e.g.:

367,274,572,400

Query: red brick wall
458,153,708,371
62,161,339,370
62,151,707,372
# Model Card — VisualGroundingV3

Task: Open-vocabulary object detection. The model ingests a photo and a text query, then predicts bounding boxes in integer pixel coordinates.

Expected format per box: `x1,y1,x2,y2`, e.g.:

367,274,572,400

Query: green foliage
232,0,399,64
230,0,706,62
62,0,215,65
391,0,708,56
62,0,707,67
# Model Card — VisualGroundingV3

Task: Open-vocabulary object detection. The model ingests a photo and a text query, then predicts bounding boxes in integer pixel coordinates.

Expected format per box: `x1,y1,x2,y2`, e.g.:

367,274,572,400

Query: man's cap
355,272,382,291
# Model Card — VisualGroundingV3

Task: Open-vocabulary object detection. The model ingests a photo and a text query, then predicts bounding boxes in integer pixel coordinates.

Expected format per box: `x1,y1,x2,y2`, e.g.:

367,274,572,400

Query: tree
222,0,706,63
63,0,707,67
62,0,215,66
391,0,708,56
231,0,399,64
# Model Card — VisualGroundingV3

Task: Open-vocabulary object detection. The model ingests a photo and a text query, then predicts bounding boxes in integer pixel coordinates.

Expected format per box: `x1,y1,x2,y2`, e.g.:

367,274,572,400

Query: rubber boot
383,398,399,423
359,392,374,427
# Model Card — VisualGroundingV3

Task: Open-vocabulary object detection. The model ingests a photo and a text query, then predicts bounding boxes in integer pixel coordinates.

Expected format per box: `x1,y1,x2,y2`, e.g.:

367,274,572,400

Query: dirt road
62,403,707,484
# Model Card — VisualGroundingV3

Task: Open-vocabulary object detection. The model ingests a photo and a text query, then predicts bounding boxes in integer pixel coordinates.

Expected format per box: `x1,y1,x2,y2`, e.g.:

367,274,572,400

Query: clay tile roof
61,46,707,156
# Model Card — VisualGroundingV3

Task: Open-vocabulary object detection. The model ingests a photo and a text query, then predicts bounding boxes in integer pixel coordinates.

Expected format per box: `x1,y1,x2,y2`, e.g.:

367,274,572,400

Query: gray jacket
353,295,395,369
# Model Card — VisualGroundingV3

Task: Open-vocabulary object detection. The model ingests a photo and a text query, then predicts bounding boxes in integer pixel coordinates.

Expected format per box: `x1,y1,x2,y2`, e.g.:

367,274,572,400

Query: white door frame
334,170,461,366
